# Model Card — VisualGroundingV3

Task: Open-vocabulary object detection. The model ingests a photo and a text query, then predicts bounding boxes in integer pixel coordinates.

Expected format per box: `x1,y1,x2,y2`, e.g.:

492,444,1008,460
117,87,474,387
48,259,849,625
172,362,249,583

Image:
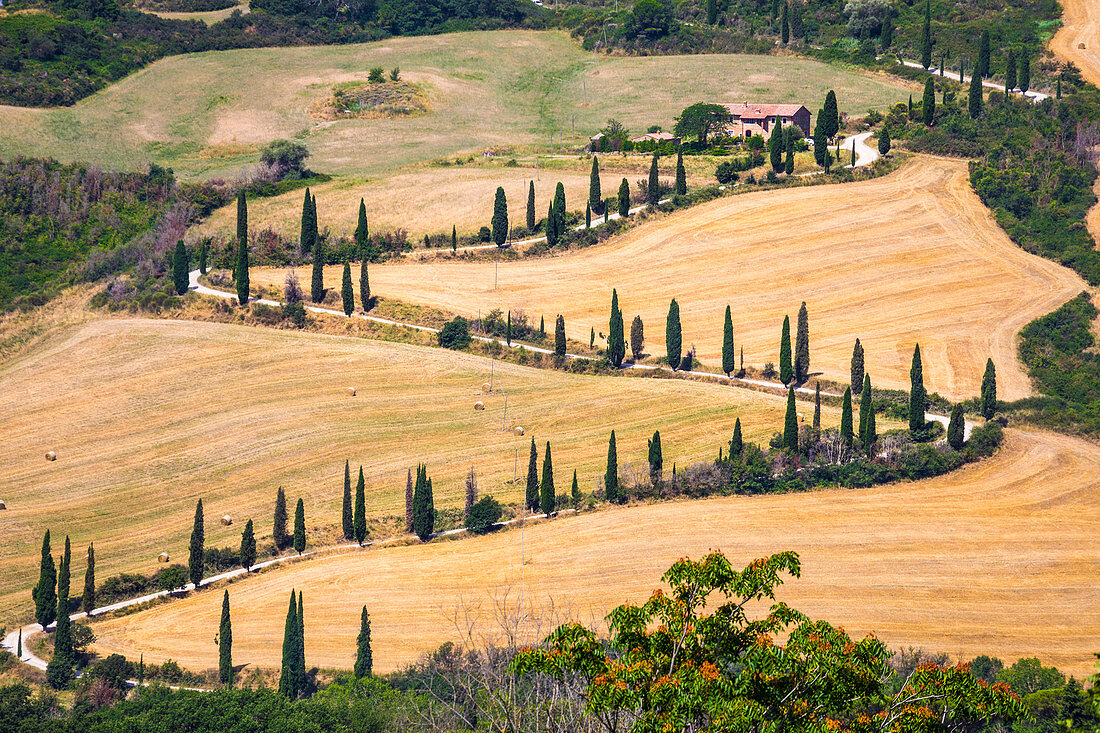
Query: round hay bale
514,426,525,436
157,552,170,563
45,451,57,462
220,515,233,526
481,382,492,393
1080,42,1087,49
474,401,486,411
0,500,6,510
347,386,356,396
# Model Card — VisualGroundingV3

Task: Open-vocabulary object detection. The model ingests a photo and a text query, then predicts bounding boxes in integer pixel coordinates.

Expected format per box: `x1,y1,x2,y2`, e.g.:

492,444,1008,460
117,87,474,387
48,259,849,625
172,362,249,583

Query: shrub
368,67,385,83
964,421,1003,458
282,301,307,328
438,317,471,349
154,565,188,591
714,161,740,184
259,140,310,177
478,226,492,242
466,496,503,534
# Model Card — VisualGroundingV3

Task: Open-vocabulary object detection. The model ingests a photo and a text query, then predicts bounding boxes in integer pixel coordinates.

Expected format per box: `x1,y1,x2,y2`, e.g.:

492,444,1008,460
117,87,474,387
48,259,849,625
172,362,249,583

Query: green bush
438,317,471,349
466,496,503,533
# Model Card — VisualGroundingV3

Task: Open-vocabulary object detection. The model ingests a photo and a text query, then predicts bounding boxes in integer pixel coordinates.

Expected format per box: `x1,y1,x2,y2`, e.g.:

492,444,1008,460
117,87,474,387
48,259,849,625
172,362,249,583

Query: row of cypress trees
524,439,560,517
30,532,95,688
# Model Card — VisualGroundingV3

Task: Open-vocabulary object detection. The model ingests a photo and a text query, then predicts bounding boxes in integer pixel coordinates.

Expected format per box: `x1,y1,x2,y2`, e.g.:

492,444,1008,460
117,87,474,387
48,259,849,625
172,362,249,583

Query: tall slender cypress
648,430,663,485
947,404,965,449
823,90,839,139
413,465,435,541
920,0,932,69
293,498,306,555
310,196,324,304
794,301,809,384
342,461,353,541
555,315,566,358
300,188,314,257
729,418,743,458
722,305,735,376
236,193,249,305
981,358,997,419
589,156,602,211
404,468,414,534
922,77,936,125
586,202,591,229
540,442,556,516
354,466,366,545
199,239,208,275
604,431,619,502
780,0,789,43
46,553,74,688
546,202,558,246
82,542,95,615
909,344,926,433
784,130,795,175
279,590,298,697
850,339,865,392
769,119,784,172
666,298,682,370
1018,53,1030,93
977,30,990,77
1005,51,1017,91
674,149,687,195
173,240,189,296
783,388,799,452
297,591,306,692
840,387,854,446
647,154,660,205
812,383,821,438
813,114,827,166
779,315,793,385
608,289,625,367
58,536,71,609
274,486,289,551
341,261,354,315
527,181,536,230
526,439,540,512
571,470,580,506
858,374,874,448
189,499,204,588
355,605,373,677
240,519,256,571
969,71,983,118
219,590,233,686
492,186,509,246
554,182,566,229
618,178,630,218
33,530,56,629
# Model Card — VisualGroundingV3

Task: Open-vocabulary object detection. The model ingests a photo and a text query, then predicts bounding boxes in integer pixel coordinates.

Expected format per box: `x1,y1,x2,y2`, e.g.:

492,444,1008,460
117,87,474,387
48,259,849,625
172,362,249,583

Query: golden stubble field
89,429,1100,677
253,157,1085,401
0,316,846,620
1051,0,1100,87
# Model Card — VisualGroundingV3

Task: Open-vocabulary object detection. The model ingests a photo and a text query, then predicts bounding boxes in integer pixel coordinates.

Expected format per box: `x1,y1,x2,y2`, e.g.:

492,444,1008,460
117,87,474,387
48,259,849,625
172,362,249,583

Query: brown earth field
0,316,858,620
88,429,1100,677
251,156,1085,401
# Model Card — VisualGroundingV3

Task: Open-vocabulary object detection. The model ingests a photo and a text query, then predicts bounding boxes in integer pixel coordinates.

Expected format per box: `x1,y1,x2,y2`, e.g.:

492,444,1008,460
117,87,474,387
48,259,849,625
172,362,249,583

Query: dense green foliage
437,316,471,349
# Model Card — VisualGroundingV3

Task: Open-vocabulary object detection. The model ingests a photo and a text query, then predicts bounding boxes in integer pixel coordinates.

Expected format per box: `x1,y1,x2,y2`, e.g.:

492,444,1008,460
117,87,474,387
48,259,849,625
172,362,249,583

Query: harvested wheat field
89,429,1100,677
262,157,1084,401
1051,0,1100,86
0,316,852,619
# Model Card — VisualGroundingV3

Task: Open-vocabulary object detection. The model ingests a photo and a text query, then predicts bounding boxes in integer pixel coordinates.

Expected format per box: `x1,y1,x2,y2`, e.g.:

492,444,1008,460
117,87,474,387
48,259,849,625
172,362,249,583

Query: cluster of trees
522,439,580,517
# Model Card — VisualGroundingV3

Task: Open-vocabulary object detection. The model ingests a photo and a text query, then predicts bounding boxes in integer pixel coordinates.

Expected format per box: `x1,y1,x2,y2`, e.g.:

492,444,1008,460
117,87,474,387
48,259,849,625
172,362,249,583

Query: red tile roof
724,103,807,119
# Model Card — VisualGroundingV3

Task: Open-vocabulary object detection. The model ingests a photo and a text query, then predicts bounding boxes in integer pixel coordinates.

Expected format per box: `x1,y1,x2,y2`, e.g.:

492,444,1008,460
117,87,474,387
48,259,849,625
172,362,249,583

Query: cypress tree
189,498,204,588
908,94,914,120
647,154,660,205
729,418,743,458
813,114,827,166
310,196,324,304
981,358,997,419
341,261,354,315
783,388,798,452
608,289,625,367
58,536,71,610
794,301,809,384
1057,75,1062,99
219,590,233,686
779,315,793,385
236,193,250,306
293,499,306,555
46,554,74,689
82,542,95,615
823,90,839,139
840,387,854,447
589,156,602,211
527,181,536,230
296,591,305,691
666,298,682,370
358,204,371,311
354,467,366,545
879,15,893,47
604,431,619,502
858,374,875,448
851,140,856,167
1018,53,1030,93
546,202,557,246
412,465,435,541
342,460,353,541
1005,51,1017,91
554,182,566,228
526,439,540,512
648,430,663,485
571,470,580,506
555,315,566,358
977,30,990,77
674,149,687,195
173,240,189,296
813,383,821,438
33,530,56,629
404,468,414,534
590,327,595,349
279,590,298,697
451,225,457,253
492,186,509,246
706,0,717,23
878,127,891,156
769,119,784,171
355,198,369,251
199,239,208,275
586,202,591,229
138,655,144,685
780,0,789,43
947,404,965,449
922,77,936,125
722,305,735,376
850,339,864,393
909,344,926,433
355,606,372,678
630,315,644,362
920,0,932,69
274,486,289,551
540,442,555,516
618,178,630,218
240,519,256,571
300,188,314,258
540,315,545,336
784,130,794,174
16,628,21,658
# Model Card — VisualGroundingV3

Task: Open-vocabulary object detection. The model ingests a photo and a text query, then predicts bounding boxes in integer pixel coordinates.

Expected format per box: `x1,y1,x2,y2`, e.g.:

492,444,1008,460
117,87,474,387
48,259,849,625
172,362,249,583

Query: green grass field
0,30,913,179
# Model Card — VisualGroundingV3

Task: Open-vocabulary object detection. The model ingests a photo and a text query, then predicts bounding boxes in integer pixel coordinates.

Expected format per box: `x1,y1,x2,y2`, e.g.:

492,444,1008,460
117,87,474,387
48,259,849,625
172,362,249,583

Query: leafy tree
235,193,249,305
674,103,728,147
608,289,626,367
977,30,990,77
467,495,504,533
342,461,353,541
729,418,743,458
779,315,793,386
922,77,936,125
647,154,660,205
219,590,233,686
274,486,289,551
968,69,983,118
822,90,839,139
920,0,932,69
947,404,965,449
850,339,865,393
997,657,1065,696
354,605,373,677
172,240,189,296
571,470,581,506
674,149,687,195
1018,53,1030,93
878,127,891,155
648,429,663,485
666,298,682,370
604,430,620,502
630,315,644,361
438,317,471,349
412,465,435,541
794,301,810,383
909,344,926,433
526,439,540,512
540,442,556,516
981,358,997,419
189,498,204,588
340,261,354,315
783,388,798,452
511,551,1026,733
527,181,536,230
589,156,602,213
491,186,508,246
554,315,566,358
769,119,784,172
354,467,366,546
81,542,95,615
841,386,854,446
240,519,256,572
722,305,735,376
858,374,876,448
